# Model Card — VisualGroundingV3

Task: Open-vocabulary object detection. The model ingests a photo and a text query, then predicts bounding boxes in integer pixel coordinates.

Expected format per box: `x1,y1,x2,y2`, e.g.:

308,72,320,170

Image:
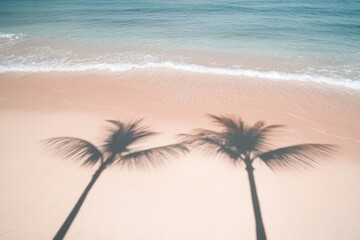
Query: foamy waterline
0,32,24,40
0,62,359,90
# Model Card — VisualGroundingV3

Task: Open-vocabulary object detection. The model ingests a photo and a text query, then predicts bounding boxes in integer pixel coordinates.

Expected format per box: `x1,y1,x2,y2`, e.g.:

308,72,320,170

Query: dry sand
0,70,359,239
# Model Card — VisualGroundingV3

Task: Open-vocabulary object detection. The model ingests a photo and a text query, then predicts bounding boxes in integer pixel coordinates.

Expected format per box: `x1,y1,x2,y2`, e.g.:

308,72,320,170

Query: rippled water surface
0,0,359,88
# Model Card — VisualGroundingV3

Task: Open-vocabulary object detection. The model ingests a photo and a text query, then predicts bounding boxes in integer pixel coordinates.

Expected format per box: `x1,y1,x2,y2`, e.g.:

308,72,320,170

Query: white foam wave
0,61,359,90
0,32,24,40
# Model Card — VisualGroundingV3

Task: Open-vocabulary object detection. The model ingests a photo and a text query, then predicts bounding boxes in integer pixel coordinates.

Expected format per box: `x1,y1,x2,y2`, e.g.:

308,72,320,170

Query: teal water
0,0,359,89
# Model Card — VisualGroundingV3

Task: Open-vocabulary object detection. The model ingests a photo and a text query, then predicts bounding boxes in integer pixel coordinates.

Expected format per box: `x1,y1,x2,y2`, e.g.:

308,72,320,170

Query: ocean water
0,0,359,89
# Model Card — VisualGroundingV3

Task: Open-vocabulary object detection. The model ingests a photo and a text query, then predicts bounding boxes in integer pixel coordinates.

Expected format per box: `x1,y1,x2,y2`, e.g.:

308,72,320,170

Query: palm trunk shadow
246,162,267,240
53,163,107,240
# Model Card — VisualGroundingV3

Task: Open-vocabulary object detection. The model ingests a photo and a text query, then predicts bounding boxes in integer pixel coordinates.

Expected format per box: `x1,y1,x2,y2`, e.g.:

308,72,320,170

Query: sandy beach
0,70,359,239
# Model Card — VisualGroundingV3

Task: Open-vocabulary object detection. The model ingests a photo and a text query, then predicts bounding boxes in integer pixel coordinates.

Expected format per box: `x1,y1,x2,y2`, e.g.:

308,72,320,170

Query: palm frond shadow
258,143,338,171
120,143,189,170
181,114,338,170
42,137,103,167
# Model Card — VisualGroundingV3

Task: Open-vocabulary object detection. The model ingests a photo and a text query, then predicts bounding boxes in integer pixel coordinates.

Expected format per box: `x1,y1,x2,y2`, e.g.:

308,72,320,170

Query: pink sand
0,70,359,239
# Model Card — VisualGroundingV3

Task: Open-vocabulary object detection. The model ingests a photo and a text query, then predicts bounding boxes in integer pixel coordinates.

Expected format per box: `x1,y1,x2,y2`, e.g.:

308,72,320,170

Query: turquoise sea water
0,0,359,89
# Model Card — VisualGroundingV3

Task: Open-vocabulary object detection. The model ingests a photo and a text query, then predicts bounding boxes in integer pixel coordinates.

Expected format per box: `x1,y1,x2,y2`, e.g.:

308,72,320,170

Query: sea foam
0,32,24,40
0,61,359,90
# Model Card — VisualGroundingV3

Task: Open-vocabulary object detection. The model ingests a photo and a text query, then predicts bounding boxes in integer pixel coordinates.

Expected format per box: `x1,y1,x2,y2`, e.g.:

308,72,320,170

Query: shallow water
0,0,359,89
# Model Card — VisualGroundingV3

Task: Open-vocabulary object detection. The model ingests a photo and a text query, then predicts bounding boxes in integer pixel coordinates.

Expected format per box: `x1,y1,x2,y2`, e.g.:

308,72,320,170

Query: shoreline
1,34,359,90
1,61,359,90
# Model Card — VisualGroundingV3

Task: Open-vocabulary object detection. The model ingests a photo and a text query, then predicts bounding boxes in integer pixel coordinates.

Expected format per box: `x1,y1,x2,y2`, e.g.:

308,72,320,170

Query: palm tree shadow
43,119,188,240
181,114,338,240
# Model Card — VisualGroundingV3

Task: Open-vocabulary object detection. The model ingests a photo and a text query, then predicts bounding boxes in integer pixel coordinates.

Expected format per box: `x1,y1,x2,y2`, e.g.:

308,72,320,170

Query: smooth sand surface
0,70,360,239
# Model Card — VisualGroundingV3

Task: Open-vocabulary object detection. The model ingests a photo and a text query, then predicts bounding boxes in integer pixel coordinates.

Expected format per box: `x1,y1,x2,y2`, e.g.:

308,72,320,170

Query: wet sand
0,70,359,239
